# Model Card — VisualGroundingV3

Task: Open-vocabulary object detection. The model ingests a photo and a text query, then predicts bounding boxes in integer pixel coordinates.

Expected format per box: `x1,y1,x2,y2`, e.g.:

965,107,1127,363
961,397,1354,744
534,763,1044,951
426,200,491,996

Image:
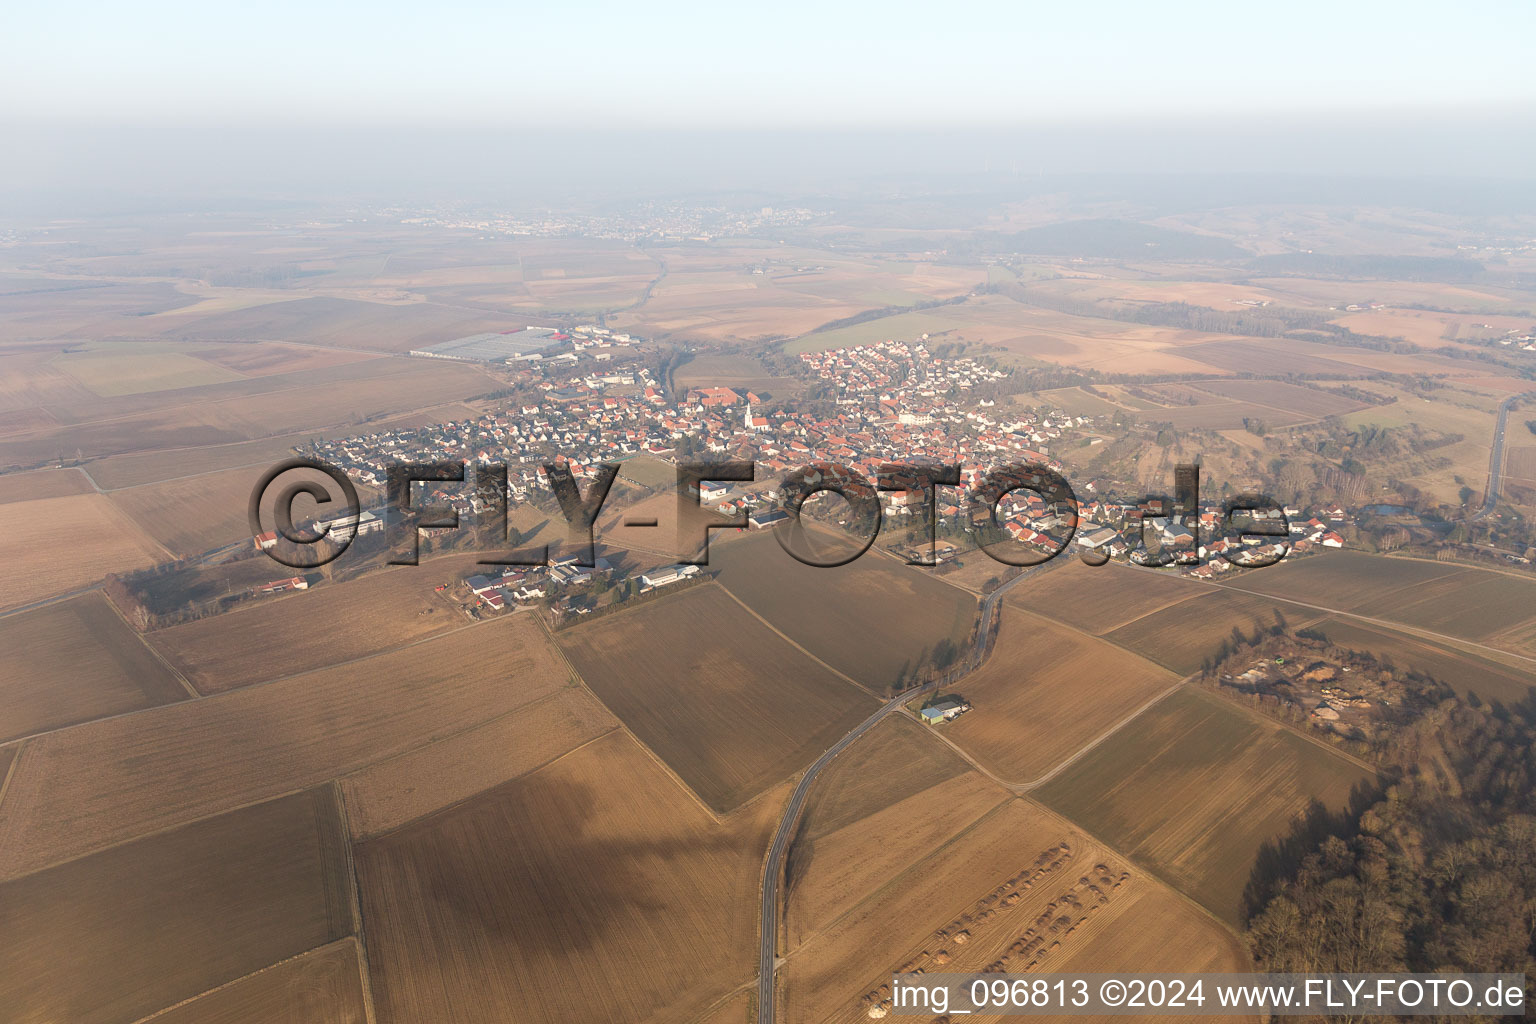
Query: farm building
639,564,700,591
315,508,383,538
749,509,790,529
919,697,972,724
408,327,563,362
687,386,741,408
549,559,611,587
1075,525,1119,550
466,575,503,597
254,508,379,550
256,576,309,595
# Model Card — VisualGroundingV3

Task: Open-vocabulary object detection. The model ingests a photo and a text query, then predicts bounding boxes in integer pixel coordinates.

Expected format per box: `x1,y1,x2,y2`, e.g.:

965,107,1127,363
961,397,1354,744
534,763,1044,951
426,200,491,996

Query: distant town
290,327,1357,618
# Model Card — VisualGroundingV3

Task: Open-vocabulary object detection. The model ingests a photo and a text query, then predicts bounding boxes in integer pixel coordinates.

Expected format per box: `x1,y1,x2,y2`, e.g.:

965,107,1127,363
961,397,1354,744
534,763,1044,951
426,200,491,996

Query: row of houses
301,339,1090,529
288,335,1363,580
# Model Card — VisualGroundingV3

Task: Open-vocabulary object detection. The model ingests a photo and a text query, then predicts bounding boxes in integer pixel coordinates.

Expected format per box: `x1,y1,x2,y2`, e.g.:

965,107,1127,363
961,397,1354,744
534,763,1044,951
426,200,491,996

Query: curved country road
756,564,1039,1023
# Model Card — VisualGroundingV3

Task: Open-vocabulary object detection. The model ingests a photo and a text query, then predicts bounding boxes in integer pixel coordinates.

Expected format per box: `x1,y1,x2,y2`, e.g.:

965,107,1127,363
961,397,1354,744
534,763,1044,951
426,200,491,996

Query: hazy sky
5,0,1534,125
4,2,1534,210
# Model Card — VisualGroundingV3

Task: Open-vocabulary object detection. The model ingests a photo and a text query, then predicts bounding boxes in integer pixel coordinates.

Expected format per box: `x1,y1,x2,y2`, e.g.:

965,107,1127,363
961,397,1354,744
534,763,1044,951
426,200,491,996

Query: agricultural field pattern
0,186,1534,1024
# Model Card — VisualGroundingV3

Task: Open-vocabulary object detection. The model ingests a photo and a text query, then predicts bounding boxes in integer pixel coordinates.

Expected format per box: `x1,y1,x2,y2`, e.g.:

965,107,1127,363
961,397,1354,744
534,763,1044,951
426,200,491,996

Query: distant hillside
992,219,1247,260
1246,252,1487,281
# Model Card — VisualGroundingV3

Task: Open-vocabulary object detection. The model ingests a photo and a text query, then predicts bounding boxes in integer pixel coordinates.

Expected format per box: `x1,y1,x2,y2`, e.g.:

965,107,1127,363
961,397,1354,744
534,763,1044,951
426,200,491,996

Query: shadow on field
1240,778,1384,923
362,773,740,956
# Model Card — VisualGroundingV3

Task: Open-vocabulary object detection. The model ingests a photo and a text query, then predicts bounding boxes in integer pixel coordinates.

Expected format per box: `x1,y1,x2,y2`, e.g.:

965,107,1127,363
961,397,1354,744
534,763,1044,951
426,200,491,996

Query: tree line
1243,633,1536,995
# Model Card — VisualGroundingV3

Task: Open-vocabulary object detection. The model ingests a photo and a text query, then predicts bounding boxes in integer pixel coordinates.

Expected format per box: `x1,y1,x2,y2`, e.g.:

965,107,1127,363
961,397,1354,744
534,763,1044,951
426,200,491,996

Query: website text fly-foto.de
251,457,1290,574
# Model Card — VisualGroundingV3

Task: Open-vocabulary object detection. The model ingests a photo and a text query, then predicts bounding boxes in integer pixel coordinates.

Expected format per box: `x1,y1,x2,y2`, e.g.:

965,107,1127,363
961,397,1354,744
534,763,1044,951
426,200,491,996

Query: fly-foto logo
248,457,1290,571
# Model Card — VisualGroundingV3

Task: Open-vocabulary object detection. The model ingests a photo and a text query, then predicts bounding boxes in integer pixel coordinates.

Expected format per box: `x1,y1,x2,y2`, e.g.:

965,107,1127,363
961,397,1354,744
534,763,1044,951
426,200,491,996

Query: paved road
755,564,1038,1024
1473,391,1532,522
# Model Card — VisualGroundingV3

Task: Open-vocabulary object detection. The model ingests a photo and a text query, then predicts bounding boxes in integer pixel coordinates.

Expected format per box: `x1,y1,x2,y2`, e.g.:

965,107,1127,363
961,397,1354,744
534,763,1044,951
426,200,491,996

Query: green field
1035,686,1376,925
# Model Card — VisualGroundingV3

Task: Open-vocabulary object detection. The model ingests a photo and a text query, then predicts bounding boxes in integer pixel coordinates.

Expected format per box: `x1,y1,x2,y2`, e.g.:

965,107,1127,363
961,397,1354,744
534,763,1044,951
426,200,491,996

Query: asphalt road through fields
1474,391,1532,521
756,564,1036,1023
